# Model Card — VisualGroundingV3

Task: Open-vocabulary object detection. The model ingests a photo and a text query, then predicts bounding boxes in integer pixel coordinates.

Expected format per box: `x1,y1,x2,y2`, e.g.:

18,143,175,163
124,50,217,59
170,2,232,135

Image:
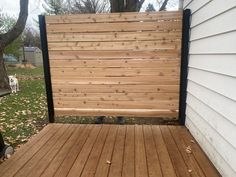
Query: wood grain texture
0,124,220,177
46,21,182,33
49,50,180,59
54,108,178,117
47,31,181,42
46,11,182,118
46,11,182,24
50,67,179,77
49,59,180,68
48,40,180,51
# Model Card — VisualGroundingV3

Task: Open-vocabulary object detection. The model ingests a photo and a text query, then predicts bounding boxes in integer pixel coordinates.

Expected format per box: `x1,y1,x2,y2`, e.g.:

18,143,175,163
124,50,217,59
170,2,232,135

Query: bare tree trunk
0,53,10,90
110,0,145,12
159,0,169,11
0,0,28,90
110,0,124,12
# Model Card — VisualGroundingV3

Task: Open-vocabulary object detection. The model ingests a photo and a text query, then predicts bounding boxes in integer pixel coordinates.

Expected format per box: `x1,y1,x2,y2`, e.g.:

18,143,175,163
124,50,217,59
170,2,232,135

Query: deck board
143,125,162,177
108,125,126,177
40,124,85,177
0,124,221,177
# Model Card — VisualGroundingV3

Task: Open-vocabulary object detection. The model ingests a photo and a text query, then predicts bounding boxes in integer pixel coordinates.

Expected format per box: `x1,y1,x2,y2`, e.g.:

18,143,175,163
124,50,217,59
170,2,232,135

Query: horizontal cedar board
51,78,179,85
50,76,179,80
49,50,180,59
49,59,180,68
47,31,181,42
50,67,179,77
52,84,179,93
48,40,180,51
53,92,179,101
54,98,178,103
46,21,182,33
54,108,178,117
54,100,178,109
46,11,182,24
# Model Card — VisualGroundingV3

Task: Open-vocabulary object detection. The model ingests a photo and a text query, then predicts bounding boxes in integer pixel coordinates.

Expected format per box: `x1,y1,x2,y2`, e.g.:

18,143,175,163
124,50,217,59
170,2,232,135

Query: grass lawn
0,66,47,148
0,65,177,149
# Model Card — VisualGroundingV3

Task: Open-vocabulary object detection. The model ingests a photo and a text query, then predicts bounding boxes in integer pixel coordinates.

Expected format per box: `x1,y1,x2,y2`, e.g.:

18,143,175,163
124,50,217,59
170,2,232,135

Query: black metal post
0,133,5,153
39,15,55,123
179,9,191,125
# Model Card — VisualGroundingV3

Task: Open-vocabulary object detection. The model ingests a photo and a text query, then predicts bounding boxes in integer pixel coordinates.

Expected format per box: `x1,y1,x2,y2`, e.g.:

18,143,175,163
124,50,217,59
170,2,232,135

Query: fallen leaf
106,160,111,164
6,154,11,159
185,146,192,154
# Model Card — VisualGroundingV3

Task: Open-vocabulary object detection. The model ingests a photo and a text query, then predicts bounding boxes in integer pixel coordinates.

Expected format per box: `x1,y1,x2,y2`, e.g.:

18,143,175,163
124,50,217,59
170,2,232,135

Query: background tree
72,0,110,13
43,0,178,14
110,0,173,12
43,0,67,15
158,0,169,11
0,13,23,59
23,27,41,49
145,3,156,12
0,0,29,90
110,0,145,12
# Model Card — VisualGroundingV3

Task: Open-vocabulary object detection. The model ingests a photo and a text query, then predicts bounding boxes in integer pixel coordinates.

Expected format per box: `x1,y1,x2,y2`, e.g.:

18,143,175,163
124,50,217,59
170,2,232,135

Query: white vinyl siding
184,0,236,176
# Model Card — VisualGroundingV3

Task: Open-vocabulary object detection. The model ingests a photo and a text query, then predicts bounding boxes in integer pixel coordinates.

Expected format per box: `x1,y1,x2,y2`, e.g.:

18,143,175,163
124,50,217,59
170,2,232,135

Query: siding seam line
184,0,194,9
191,0,213,15
188,66,236,80
187,78,236,103
190,29,236,42
189,53,236,55
191,5,236,28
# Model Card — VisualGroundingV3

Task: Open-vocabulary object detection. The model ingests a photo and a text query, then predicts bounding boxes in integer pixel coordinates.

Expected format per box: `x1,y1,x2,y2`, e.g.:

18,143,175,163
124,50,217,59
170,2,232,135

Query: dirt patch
17,76,43,81
56,116,179,125
8,64,36,69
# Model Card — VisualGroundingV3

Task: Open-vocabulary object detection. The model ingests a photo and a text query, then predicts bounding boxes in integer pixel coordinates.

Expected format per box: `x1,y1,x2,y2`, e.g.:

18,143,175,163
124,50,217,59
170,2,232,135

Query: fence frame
39,15,55,123
39,10,190,124
178,9,191,125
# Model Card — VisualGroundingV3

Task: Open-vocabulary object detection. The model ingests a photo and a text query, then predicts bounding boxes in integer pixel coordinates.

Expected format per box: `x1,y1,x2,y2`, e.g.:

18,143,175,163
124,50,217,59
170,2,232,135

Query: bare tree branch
137,0,145,11
0,0,29,51
159,0,169,11
72,0,109,13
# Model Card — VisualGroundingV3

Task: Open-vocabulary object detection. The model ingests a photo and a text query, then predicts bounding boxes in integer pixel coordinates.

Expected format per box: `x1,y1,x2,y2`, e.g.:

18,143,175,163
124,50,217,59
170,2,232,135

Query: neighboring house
19,47,43,67
184,0,236,177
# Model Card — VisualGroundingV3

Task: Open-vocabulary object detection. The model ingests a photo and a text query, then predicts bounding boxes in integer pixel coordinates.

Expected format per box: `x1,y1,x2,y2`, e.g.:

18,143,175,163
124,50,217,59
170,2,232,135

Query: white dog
8,75,19,93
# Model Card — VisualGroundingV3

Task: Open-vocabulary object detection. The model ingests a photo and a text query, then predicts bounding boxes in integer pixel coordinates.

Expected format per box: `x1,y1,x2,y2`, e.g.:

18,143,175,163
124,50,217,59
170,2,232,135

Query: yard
0,65,178,150
0,66,47,148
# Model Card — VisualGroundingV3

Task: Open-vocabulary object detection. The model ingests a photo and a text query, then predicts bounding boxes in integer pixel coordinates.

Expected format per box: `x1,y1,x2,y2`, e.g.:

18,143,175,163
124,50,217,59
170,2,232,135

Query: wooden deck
0,124,220,177
0,89,10,97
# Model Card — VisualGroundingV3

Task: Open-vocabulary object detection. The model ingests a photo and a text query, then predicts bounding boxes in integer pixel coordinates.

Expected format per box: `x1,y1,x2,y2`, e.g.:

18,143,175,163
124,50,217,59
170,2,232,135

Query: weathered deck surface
0,124,220,177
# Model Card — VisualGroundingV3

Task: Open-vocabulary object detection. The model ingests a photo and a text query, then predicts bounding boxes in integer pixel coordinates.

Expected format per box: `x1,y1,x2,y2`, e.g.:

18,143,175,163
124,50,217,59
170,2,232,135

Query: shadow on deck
0,124,220,177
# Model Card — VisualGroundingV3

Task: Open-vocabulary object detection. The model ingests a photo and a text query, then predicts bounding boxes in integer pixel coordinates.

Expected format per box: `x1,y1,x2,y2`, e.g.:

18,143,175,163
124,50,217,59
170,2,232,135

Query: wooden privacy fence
44,11,183,118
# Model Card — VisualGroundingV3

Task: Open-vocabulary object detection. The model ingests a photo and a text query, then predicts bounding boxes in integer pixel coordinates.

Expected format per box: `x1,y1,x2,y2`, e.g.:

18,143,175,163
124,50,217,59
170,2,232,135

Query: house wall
184,0,236,176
